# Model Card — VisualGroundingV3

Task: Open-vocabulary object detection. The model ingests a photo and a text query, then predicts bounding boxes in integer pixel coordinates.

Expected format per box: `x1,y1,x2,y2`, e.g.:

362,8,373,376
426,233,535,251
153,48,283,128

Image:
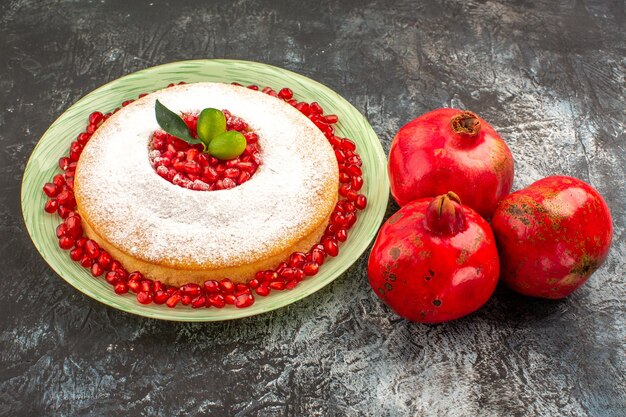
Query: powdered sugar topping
75,83,338,268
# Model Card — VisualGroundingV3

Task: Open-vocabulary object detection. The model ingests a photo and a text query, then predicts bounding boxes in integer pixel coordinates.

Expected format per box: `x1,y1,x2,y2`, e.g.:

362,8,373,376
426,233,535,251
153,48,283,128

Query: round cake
74,82,339,286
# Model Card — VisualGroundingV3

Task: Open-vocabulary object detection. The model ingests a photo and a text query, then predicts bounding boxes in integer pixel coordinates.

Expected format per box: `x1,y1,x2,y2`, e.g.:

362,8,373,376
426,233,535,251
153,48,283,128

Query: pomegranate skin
367,195,500,323
388,108,514,219
491,176,613,299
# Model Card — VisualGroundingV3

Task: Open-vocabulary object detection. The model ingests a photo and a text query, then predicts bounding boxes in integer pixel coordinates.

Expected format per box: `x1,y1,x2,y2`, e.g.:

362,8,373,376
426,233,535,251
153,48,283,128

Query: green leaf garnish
155,99,199,144
197,108,226,148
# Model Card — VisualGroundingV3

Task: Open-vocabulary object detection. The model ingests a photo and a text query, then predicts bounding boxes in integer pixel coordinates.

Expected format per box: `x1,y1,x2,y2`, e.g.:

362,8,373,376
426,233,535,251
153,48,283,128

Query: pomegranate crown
424,191,467,235
450,111,481,136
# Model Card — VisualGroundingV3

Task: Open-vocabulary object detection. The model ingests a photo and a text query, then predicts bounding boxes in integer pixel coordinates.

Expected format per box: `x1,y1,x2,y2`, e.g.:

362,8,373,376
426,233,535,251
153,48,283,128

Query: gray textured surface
1,0,625,416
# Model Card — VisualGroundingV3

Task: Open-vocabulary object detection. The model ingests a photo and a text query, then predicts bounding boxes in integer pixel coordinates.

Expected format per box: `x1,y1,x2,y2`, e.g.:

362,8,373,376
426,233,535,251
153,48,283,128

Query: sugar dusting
74,83,338,268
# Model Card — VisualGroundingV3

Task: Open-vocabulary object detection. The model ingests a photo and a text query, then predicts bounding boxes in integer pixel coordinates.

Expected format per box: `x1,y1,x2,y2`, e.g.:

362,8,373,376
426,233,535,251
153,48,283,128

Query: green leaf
154,99,199,144
197,108,227,148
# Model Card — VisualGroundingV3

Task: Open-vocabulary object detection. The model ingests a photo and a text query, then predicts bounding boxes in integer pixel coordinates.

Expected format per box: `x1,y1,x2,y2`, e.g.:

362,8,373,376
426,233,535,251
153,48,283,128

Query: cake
73,83,339,286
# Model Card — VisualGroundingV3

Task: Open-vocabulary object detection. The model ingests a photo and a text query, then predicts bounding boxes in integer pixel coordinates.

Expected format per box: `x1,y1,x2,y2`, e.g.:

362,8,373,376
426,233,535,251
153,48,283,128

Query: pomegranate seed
324,114,339,124
58,157,71,170
344,212,357,227
224,294,236,304
58,236,74,250
43,183,59,197
339,183,351,197
235,293,255,308
153,291,168,304
278,88,293,100
80,256,93,268
180,283,201,297
346,190,358,202
89,111,103,125
355,194,367,210
204,280,220,293
44,199,58,213
280,267,297,280
84,240,100,259
75,237,87,248
302,262,319,276
285,280,298,290
97,252,112,269
224,168,240,179
249,279,260,289
351,176,364,191
105,271,119,285
64,216,83,239
70,247,84,261
127,280,141,294
220,279,235,294
255,286,270,296
269,281,285,290
339,172,350,183
136,291,152,304
311,248,325,265
247,84,259,90
114,282,129,295
91,262,104,277
323,238,339,257
289,252,306,268
310,102,323,115
192,296,207,308
56,223,68,238
208,294,226,308
166,294,181,308
335,229,348,242
139,280,153,293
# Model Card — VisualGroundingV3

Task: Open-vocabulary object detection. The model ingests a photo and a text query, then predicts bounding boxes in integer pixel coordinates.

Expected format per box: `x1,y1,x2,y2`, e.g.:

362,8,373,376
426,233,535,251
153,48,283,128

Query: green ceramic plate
21,60,389,321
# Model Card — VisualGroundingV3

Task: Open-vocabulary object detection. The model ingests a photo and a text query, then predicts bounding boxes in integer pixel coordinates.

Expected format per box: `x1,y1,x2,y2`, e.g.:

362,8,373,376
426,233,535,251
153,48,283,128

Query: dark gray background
1,0,624,416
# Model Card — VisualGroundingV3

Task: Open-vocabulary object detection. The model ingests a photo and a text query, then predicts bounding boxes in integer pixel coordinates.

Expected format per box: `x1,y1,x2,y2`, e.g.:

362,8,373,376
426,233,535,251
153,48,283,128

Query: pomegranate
368,192,499,323
491,176,613,299
388,108,514,219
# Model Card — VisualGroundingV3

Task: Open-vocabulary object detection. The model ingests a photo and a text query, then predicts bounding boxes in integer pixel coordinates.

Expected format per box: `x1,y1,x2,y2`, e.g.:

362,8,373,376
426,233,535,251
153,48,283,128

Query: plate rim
21,59,389,322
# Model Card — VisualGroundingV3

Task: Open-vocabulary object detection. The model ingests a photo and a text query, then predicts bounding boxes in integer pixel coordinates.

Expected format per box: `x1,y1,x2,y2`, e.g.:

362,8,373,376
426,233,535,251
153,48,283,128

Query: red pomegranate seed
91,262,104,277
224,168,240,179
247,85,259,90
285,280,298,290
153,291,168,304
204,280,220,293
64,216,82,239
351,176,364,191
180,283,201,297
311,248,325,265
84,240,100,259
56,223,67,238
235,293,255,308
323,237,339,257
324,114,339,124
89,111,103,126
344,212,357,227
346,165,362,177
43,183,59,197
335,229,348,242
344,202,355,213
114,282,129,295
289,252,306,268
224,294,236,304
80,256,93,268
166,294,181,308
127,280,141,294
345,190,358,202
97,252,112,269
310,102,323,115
58,236,74,250
355,194,367,210
269,281,285,290
280,267,297,280
70,247,84,261
302,262,319,276
75,237,87,248
192,296,207,308
208,293,226,308
278,88,293,100
220,279,235,294
339,183,351,197
139,280,153,293
105,271,119,285
136,291,152,305
255,286,270,296
249,279,260,289
58,157,71,170
44,199,58,214
339,172,350,183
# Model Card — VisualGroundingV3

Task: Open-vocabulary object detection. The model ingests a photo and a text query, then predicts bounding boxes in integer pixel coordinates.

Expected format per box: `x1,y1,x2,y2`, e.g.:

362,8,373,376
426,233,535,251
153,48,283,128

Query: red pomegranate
491,176,613,299
368,192,500,323
388,108,514,219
